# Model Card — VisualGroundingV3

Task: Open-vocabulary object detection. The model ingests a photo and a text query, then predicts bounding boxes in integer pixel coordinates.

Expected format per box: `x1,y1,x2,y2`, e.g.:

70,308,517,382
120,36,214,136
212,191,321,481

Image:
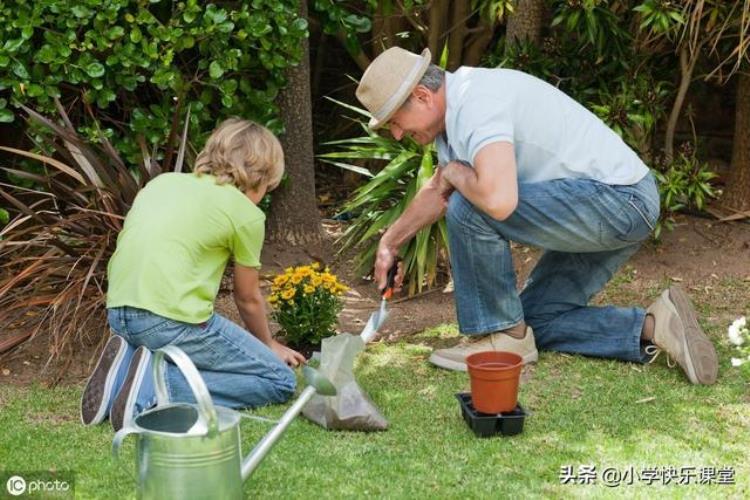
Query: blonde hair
194,118,284,192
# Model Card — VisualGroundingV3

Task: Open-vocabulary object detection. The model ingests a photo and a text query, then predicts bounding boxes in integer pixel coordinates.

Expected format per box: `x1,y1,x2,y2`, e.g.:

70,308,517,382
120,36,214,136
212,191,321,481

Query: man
355,47,718,384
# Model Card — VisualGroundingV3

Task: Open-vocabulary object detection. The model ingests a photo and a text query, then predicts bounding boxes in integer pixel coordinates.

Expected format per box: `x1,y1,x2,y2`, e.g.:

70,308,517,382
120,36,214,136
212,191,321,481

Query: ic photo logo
5,476,25,496
3,472,73,498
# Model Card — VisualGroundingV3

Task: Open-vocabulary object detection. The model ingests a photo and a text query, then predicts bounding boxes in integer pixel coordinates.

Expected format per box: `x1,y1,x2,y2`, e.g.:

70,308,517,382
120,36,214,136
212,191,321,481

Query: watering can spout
241,365,335,481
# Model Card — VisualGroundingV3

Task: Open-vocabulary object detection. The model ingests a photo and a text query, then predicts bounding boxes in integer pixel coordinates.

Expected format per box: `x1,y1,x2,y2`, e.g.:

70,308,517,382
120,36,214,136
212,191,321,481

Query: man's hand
373,167,453,293
441,142,518,221
431,165,455,202
268,338,306,367
373,243,405,293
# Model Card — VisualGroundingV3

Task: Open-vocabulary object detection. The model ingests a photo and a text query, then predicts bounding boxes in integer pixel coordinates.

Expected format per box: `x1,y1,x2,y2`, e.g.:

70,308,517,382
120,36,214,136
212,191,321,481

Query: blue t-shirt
436,67,649,185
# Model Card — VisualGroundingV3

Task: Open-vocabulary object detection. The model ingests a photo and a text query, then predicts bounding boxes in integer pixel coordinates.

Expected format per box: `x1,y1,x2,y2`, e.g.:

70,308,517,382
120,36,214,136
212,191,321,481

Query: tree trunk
505,0,545,52
427,0,449,63
446,1,468,70
722,72,750,212
463,17,494,67
267,0,323,249
664,46,697,162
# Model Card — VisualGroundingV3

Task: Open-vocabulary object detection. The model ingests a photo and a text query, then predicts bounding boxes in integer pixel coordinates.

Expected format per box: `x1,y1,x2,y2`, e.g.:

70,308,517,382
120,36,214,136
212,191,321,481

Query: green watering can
112,345,336,499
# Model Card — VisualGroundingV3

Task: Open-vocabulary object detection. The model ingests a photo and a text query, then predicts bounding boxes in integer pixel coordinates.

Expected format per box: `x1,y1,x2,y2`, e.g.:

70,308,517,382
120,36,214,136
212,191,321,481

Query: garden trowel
360,263,398,343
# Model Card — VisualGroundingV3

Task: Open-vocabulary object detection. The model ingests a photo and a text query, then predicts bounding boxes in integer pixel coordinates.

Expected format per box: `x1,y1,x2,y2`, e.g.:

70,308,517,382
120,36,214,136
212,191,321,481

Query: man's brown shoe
646,286,718,385
428,327,538,372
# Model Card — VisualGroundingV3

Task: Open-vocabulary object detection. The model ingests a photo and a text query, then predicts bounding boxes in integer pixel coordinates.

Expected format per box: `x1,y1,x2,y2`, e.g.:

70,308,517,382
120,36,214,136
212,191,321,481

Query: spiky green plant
319,101,449,295
0,99,189,374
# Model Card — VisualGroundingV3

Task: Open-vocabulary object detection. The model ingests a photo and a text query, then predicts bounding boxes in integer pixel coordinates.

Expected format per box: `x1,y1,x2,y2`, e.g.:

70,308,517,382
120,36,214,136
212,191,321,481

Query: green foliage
652,145,717,239
589,74,671,155
268,264,348,347
0,0,307,166
550,0,631,58
320,102,448,296
633,0,685,36
312,0,371,55
0,102,190,368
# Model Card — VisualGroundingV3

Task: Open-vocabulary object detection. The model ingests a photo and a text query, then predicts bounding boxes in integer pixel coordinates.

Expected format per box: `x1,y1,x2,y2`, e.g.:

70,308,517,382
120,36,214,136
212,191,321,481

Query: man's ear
412,85,433,105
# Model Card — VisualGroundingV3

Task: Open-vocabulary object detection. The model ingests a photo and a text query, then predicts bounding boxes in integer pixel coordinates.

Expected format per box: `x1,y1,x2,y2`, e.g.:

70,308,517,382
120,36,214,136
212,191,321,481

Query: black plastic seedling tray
455,393,529,437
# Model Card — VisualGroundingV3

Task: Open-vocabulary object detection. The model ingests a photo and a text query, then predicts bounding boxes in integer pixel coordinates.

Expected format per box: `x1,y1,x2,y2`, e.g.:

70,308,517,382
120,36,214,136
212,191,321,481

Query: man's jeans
446,172,660,363
107,307,296,409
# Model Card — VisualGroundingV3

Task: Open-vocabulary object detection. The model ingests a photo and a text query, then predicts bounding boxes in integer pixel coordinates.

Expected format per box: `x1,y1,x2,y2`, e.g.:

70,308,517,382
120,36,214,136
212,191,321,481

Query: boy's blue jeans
107,307,296,409
446,172,660,363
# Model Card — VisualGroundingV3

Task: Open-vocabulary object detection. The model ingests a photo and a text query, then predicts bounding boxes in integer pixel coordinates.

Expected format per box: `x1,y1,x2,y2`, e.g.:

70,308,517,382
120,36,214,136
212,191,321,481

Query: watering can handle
152,345,219,436
112,426,140,483
112,426,140,461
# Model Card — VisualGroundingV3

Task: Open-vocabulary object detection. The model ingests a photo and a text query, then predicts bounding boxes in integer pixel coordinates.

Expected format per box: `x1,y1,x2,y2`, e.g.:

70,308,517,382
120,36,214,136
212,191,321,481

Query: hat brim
368,48,432,130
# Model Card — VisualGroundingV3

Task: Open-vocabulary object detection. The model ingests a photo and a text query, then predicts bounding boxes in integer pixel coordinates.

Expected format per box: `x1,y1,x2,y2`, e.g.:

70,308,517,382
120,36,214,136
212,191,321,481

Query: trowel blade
360,299,389,343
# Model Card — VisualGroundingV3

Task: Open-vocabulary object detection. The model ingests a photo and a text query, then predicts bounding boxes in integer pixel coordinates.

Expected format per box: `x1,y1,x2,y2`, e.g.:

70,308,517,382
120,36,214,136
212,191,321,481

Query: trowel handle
381,259,400,300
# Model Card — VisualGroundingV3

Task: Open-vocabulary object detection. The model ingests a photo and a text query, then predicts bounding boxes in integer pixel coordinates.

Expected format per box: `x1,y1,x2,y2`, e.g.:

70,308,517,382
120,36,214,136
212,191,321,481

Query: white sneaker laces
644,344,676,368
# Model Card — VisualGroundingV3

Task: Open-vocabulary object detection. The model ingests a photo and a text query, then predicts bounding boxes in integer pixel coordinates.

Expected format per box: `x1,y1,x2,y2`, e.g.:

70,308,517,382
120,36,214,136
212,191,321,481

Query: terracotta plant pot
466,351,523,414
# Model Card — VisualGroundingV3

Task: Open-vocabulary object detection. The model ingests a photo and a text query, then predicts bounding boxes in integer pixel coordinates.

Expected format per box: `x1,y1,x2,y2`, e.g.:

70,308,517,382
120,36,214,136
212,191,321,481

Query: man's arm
374,168,453,289
233,264,305,366
442,141,518,221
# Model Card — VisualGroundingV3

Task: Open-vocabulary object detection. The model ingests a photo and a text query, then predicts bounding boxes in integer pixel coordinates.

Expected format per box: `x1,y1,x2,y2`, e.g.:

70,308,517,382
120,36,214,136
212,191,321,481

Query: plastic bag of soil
302,333,388,431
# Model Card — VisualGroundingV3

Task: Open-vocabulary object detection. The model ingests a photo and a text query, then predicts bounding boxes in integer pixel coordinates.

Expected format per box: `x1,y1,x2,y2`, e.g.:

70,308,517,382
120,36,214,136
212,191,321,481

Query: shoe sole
80,336,129,426
110,347,151,432
667,286,718,385
428,349,539,372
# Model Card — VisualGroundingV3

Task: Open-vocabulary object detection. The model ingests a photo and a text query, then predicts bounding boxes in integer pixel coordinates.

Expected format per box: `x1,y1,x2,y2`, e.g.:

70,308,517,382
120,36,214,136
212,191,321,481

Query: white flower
728,317,746,346
731,357,746,367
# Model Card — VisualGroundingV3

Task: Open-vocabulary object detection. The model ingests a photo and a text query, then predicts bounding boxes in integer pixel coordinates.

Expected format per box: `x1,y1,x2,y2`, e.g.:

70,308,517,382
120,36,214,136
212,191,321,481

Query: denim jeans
446,172,660,363
107,307,296,409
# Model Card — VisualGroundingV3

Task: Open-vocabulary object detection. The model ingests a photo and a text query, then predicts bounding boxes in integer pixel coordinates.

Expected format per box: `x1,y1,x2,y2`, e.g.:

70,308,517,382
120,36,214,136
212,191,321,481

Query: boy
80,118,305,431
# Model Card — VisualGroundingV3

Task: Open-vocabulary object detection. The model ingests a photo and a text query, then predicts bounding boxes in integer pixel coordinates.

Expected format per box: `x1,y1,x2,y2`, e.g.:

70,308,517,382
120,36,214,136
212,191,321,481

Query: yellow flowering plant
268,263,348,347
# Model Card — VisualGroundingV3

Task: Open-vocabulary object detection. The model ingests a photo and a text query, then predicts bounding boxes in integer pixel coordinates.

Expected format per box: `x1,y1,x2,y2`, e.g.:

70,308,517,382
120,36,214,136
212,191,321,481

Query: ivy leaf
85,62,105,78
72,6,91,18
130,27,143,43
37,45,57,64
3,38,25,52
0,108,14,123
12,62,29,79
209,61,224,79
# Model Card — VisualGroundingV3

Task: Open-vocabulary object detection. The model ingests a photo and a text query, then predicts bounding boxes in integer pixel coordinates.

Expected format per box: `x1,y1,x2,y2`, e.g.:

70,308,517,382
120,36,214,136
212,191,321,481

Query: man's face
385,86,443,145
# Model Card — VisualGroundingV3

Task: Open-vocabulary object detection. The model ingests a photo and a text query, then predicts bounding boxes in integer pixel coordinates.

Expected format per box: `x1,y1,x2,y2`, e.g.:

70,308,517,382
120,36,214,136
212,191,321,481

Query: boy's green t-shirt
106,172,265,323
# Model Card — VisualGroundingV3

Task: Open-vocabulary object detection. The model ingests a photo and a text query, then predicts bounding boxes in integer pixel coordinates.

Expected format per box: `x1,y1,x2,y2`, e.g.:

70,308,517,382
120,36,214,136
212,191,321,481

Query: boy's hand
269,338,306,367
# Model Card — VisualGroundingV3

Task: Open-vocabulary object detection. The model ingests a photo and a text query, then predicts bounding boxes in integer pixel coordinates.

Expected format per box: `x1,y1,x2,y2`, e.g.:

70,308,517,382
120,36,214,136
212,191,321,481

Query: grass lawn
1,279,748,498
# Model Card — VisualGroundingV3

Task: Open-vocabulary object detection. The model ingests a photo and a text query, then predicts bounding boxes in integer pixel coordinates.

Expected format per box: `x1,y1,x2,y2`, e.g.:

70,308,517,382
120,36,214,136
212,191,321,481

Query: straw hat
355,47,431,129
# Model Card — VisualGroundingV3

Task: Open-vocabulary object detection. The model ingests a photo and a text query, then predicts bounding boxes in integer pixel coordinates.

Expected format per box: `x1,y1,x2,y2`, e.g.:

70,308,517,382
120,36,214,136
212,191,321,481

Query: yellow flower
311,262,321,270
311,276,323,287
322,273,335,284
268,294,279,303
285,267,293,274
298,267,312,277
322,281,332,290
291,274,303,285
273,275,289,286
287,300,294,306
281,288,295,300
304,285,315,295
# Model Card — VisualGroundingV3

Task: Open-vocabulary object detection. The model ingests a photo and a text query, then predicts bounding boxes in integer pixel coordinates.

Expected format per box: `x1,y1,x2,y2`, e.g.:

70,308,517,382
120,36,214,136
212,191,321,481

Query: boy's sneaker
80,336,134,426
646,286,718,385
429,326,538,372
110,346,157,431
